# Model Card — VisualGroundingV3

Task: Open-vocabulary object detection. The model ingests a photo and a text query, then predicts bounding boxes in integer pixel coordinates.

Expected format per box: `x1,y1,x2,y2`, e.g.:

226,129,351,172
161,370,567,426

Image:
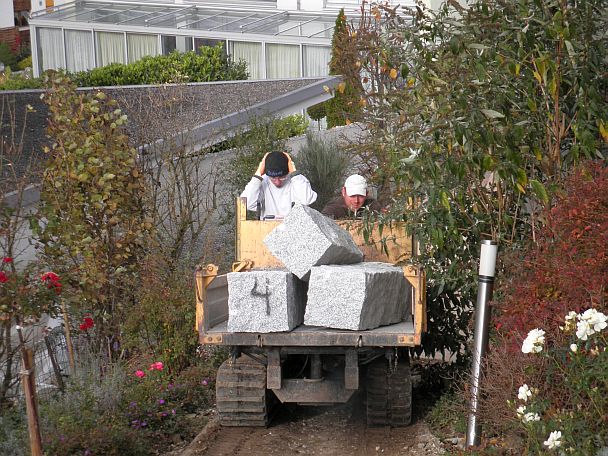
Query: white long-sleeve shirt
240,173,317,220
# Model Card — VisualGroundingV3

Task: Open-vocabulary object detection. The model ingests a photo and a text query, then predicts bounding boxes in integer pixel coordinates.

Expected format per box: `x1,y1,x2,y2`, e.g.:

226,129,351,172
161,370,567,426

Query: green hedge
1,45,248,91
72,45,248,87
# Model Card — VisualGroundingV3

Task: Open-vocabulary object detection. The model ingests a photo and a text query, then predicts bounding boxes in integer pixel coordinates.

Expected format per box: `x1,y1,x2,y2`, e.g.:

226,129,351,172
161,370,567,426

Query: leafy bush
326,9,362,128
0,43,17,71
35,74,150,354
0,405,28,456
479,161,608,447
35,351,220,455
0,68,43,90
17,56,32,70
504,311,608,454
306,101,326,123
123,255,199,372
295,131,349,210
349,0,608,361
495,161,608,339
72,45,247,87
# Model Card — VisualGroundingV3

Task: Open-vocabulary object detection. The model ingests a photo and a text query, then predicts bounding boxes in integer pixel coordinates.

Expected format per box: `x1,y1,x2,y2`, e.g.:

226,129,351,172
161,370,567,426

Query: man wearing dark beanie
240,151,317,220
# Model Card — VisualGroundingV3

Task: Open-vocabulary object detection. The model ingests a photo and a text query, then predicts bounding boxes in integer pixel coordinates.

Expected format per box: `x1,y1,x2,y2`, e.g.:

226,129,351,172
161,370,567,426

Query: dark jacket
321,196,382,219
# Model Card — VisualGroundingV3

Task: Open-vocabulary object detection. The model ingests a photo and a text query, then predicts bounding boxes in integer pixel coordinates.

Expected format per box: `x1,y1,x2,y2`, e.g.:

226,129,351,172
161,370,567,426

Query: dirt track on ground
181,393,447,456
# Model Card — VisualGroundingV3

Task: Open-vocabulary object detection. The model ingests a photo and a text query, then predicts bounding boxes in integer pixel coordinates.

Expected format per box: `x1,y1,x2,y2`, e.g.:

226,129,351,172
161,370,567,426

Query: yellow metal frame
195,198,427,346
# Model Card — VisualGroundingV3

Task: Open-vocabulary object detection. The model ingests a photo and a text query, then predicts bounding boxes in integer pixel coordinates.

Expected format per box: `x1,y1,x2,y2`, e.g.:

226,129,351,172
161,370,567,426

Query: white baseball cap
344,174,367,197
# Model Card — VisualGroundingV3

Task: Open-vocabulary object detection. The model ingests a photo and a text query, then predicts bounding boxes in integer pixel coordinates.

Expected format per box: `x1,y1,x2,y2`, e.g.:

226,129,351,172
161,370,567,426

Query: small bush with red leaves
478,161,608,446
496,161,608,340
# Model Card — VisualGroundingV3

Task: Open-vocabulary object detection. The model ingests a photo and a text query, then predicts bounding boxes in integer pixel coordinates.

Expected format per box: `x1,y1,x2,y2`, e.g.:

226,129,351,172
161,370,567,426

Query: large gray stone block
227,270,306,332
304,262,412,330
263,204,363,280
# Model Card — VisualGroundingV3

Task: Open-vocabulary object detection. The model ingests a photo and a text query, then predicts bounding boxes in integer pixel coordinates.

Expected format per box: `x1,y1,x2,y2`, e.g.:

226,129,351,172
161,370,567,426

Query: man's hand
283,152,296,173
255,152,270,177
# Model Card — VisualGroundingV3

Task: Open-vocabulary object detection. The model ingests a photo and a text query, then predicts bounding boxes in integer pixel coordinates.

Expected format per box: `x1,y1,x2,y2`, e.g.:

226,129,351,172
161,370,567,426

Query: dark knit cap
265,152,289,177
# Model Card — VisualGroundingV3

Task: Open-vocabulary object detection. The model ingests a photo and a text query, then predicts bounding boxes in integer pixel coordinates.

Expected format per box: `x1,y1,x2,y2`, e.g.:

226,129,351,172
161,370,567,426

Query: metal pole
466,240,498,448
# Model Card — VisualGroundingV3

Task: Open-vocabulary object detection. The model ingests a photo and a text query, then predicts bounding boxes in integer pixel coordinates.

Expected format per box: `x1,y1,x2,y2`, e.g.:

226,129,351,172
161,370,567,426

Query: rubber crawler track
216,356,271,426
366,358,412,427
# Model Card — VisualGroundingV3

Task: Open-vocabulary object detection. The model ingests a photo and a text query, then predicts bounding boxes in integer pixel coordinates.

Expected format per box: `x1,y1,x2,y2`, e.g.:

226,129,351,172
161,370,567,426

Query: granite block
227,270,306,332
263,204,363,280
304,262,411,330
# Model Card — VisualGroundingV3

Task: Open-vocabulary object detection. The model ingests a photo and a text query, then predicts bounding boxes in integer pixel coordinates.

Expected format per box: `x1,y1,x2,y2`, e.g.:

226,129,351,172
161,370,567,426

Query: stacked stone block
304,262,412,330
227,270,306,332
263,204,363,280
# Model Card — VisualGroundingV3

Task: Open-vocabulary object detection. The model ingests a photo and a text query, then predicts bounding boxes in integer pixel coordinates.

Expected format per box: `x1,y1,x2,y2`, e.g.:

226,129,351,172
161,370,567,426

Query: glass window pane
229,41,261,79
266,43,300,79
303,45,330,77
96,31,125,66
65,30,94,73
127,33,159,63
162,35,193,55
37,27,65,73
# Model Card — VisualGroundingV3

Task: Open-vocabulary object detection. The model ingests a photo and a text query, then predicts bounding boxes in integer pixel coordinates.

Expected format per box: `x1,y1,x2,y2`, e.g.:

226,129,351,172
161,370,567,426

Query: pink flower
2,257,13,263
134,370,146,378
201,379,208,386
148,361,164,371
0,271,8,283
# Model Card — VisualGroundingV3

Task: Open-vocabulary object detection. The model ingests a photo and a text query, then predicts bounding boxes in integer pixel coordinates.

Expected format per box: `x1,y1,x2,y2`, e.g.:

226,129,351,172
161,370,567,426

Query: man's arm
240,176,263,211
321,196,347,219
290,174,317,206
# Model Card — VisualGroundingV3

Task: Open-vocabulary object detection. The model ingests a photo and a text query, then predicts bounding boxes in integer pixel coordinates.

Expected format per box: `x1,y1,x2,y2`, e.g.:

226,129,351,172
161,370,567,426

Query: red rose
0,271,8,283
2,257,13,263
41,272,60,282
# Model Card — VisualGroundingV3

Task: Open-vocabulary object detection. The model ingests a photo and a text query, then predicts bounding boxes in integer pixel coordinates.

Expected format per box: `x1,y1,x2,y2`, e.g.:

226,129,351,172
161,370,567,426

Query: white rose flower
576,319,593,341
562,311,578,332
580,309,608,333
518,384,532,402
522,328,546,353
522,412,541,423
543,430,562,450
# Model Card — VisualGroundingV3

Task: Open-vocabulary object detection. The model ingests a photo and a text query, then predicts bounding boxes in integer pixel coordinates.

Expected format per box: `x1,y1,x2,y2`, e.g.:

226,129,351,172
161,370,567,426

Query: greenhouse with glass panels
29,1,338,79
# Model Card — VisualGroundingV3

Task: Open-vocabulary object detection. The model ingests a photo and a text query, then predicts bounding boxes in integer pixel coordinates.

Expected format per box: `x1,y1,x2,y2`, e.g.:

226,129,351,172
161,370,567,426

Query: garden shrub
123,255,199,372
35,352,219,455
479,161,608,451
0,43,17,71
0,68,43,90
35,74,150,355
72,44,247,87
17,56,32,70
295,131,349,211
347,0,607,362
325,9,362,128
495,161,608,339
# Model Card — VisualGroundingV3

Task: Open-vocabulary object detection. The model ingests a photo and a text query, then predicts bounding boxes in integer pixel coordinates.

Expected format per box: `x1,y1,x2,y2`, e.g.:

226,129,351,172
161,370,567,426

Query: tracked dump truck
195,198,426,427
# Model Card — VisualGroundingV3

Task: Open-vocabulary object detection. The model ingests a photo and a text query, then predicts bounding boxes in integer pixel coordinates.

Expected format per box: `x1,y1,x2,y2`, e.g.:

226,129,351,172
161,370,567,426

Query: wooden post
16,327,43,456
61,300,75,372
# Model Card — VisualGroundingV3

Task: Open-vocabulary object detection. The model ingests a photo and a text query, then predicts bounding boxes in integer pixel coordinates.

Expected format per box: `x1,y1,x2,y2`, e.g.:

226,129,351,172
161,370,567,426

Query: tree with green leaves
325,8,363,128
35,74,151,355
350,0,608,361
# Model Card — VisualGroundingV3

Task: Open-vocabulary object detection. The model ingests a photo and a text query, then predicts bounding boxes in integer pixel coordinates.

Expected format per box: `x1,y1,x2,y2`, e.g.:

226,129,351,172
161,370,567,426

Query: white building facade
29,0,426,79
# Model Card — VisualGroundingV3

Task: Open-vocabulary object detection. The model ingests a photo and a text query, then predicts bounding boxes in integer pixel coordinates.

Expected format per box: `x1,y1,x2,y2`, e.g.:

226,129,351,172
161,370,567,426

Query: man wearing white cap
321,174,381,219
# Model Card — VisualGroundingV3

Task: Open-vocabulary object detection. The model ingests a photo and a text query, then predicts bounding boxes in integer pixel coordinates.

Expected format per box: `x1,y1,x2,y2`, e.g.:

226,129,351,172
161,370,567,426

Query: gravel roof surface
1,78,321,182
